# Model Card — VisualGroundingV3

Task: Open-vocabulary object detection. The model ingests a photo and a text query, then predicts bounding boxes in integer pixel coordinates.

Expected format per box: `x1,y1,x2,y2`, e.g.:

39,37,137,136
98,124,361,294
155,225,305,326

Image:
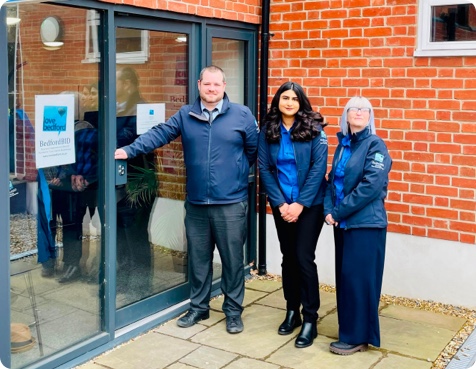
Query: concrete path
78,279,467,369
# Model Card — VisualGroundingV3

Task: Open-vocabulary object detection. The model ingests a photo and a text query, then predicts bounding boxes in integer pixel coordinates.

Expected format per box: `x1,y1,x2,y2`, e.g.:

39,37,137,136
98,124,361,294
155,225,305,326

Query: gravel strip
10,214,37,256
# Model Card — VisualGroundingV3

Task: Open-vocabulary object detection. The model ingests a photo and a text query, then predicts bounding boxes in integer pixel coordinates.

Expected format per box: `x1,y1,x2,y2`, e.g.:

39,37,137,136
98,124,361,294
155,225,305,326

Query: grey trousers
184,200,247,317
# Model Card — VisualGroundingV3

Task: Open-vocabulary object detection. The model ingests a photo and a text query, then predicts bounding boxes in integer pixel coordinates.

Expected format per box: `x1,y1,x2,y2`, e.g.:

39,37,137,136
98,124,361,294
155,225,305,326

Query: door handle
115,159,127,185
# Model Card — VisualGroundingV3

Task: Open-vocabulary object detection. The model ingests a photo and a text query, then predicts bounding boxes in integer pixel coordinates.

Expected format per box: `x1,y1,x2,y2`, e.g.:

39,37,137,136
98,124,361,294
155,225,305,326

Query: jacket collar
337,127,372,144
190,93,230,117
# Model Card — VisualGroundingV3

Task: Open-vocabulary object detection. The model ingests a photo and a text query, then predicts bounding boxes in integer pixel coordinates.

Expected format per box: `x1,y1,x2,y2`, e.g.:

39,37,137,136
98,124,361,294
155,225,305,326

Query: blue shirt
334,134,352,228
277,123,299,203
200,99,223,121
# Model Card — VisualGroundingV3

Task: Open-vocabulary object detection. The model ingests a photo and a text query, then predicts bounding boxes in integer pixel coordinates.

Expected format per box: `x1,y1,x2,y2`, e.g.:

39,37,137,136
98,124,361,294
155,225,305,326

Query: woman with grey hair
324,96,392,355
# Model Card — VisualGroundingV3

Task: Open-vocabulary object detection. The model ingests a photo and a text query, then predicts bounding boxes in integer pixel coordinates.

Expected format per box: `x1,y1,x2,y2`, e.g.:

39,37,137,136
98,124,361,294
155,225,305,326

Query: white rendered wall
149,197,186,251
264,214,476,309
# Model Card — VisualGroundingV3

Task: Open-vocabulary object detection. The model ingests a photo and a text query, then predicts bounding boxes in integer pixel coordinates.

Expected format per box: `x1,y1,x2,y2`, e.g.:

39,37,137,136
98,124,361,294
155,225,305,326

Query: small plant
125,163,158,207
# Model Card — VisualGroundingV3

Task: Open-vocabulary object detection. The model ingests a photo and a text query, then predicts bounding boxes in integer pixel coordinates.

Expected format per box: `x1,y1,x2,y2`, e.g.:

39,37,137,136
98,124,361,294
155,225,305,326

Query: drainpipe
258,0,271,276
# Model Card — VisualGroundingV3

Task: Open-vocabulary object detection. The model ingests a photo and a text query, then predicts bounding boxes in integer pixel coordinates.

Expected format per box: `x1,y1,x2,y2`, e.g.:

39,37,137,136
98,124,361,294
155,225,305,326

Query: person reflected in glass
116,66,144,118
46,123,98,283
80,84,91,117
258,81,328,348
115,65,259,334
324,96,392,355
114,66,153,300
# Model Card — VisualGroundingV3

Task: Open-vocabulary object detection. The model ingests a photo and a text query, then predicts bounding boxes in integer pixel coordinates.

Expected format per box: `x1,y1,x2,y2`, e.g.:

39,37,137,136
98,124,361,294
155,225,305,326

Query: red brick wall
267,0,476,244
11,0,476,244
99,0,261,24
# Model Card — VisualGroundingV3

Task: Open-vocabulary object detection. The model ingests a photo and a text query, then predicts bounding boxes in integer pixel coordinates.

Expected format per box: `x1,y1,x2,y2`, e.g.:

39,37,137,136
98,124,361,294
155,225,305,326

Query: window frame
415,0,476,57
83,10,149,64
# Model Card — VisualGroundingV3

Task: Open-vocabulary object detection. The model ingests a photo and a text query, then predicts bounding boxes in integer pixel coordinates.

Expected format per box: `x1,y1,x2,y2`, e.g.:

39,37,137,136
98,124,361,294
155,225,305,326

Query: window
416,0,476,56
83,10,149,64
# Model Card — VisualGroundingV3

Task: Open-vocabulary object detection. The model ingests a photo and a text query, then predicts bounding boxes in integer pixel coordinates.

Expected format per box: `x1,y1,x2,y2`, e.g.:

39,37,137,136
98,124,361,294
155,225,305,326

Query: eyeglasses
347,107,370,113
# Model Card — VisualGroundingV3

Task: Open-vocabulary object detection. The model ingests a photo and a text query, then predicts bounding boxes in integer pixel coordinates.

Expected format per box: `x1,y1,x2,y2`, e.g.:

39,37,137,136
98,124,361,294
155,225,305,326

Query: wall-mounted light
40,16,64,50
176,36,187,43
6,5,21,26
7,17,21,26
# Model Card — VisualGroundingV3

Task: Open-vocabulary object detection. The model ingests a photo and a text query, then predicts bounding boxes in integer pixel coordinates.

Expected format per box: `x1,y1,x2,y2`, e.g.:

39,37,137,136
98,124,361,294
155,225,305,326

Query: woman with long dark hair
258,81,328,348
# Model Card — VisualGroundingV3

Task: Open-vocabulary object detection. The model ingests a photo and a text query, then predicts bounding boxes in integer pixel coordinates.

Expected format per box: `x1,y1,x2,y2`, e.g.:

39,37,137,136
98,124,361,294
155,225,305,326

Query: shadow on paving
78,278,471,369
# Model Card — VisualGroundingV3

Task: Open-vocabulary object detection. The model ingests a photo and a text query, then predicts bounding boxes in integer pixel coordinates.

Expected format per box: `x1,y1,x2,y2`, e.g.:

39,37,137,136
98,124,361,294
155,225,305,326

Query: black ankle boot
278,310,302,335
295,321,317,348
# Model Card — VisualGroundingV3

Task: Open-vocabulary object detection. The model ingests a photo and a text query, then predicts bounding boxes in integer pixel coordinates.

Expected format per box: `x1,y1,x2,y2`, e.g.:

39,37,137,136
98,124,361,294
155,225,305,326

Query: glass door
113,17,193,328
6,3,105,368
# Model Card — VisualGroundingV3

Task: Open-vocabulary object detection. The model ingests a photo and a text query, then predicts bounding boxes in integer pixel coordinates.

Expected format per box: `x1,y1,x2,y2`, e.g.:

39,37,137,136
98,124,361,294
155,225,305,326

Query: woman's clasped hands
279,203,304,223
325,214,338,227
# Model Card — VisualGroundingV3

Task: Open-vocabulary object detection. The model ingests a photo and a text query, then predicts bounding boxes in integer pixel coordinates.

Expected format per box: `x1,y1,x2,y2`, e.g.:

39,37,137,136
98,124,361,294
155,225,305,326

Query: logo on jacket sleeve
320,130,328,144
371,152,385,170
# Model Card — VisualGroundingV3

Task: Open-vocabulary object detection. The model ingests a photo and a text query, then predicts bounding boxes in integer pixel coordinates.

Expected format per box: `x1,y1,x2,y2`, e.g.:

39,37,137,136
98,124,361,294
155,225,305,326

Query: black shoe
295,322,317,348
278,310,302,335
329,341,368,355
57,265,81,284
226,315,244,334
177,309,210,328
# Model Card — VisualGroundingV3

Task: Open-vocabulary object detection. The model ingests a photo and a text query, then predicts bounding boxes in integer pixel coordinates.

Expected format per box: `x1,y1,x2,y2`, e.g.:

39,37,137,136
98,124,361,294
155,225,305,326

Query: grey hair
340,96,376,136
199,65,226,83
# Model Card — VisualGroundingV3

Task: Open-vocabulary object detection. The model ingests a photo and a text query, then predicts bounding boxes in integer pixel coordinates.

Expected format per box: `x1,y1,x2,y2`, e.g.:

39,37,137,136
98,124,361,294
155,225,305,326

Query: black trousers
272,204,324,322
333,227,386,347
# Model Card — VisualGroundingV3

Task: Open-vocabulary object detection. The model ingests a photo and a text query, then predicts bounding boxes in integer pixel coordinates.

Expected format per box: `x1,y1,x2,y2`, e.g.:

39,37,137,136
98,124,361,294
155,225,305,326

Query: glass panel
212,38,245,105
431,3,476,42
115,29,189,309
84,10,149,64
7,3,102,368
210,38,247,279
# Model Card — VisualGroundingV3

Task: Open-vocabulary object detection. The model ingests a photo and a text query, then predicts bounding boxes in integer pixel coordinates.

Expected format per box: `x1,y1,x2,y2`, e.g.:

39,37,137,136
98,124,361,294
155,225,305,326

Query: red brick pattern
10,0,476,244
265,0,476,245
99,0,261,23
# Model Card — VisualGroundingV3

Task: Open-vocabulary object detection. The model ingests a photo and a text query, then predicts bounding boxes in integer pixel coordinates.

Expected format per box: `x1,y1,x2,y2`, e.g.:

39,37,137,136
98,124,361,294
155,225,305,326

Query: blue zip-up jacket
258,124,328,208
122,94,259,205
324,128,392,229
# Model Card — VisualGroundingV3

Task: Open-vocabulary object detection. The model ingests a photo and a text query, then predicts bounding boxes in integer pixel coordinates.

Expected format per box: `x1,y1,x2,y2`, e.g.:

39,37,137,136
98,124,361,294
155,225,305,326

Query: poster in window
35,94,75,169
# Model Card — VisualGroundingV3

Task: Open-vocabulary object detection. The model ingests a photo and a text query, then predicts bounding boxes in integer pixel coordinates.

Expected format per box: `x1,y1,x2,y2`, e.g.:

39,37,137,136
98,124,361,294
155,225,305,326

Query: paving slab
167,363,197,369
255,289,335,317
254,289,285,310
266,335,382,369
380,315,456,361
319,291,337,317
76,279,465,369
224,357,279,369
380,304,466,332
317,311,339,340
191,304,297,359
209,289,267,311
179,346,237,369
155,318,208,339
245,279,282,293
373,353,432,369
94,332,199,369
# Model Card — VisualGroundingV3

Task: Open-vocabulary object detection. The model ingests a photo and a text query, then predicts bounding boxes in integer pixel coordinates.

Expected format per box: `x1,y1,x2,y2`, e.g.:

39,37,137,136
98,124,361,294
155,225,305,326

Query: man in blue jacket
115,65,258,334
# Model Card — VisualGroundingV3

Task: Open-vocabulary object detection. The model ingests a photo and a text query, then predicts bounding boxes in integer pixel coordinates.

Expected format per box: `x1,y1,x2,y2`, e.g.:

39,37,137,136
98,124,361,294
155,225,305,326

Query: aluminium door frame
0,1,258,367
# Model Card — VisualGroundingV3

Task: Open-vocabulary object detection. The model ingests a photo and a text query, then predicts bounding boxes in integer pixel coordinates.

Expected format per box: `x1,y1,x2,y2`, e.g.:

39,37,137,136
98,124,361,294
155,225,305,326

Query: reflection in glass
210,38,247,280
212,38,245,105
85,10,149,64
8,3,102,368
431,4,476,42
115,30,190,310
